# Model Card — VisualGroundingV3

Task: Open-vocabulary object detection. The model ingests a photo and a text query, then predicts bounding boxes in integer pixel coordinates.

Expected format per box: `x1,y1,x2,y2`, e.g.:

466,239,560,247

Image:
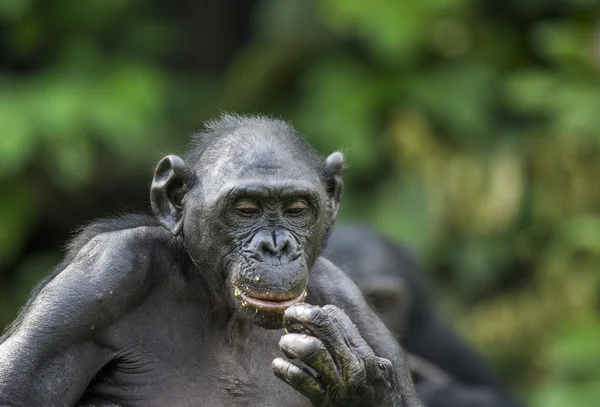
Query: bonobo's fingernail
293,303,317,314
279,333,316,356
279,335,288,348
299,304,320,319
284,303,305,317
272,357,285,370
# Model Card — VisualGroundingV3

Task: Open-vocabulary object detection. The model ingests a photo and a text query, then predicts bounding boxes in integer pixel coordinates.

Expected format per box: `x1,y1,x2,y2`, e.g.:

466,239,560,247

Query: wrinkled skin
326,225,525,407
274,304,402,406
0,115,423,407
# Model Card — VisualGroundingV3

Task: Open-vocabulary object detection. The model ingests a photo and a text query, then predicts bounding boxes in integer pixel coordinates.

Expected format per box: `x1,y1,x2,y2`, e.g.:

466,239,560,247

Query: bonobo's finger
272,357,325,404
283,304,360,376
279,333,341,384
283,304,347,347
322,304,375,360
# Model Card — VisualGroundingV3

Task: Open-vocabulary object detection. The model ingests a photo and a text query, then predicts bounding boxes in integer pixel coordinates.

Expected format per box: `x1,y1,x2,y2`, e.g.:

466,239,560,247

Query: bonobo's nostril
253,229,298,260
258,238,277,255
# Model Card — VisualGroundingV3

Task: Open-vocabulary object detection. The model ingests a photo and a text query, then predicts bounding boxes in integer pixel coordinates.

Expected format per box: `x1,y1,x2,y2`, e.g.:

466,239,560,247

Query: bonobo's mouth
236,289,306,313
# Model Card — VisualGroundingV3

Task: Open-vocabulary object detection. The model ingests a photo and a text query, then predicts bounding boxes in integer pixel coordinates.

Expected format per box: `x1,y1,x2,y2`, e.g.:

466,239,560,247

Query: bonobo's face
150,120,343,329
184,165,326,328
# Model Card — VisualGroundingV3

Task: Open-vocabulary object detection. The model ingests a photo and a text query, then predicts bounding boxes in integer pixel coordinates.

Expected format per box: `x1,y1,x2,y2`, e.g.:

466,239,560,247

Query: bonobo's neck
224,313,278,343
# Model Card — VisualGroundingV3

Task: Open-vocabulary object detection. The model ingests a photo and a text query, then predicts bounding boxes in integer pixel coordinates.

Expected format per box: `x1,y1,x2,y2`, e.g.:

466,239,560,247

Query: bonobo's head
150,114,344,329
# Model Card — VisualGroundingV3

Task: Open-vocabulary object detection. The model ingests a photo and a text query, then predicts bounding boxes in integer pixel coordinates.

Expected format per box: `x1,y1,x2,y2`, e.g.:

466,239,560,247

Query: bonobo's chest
195,327,309,407
85,297,310,407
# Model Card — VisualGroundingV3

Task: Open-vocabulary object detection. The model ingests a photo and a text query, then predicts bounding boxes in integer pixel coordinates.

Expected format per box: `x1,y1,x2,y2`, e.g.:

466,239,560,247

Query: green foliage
1,0,600,404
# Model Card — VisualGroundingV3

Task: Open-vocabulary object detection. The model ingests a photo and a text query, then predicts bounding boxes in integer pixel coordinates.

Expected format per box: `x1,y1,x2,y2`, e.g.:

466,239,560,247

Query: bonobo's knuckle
366,356,395,383
298,304,324,323
303,307,325,325
284,303,328,332
322,304,352,327
280,333,342,386
375,356,393,374
321,304,342,314
347,358,367,382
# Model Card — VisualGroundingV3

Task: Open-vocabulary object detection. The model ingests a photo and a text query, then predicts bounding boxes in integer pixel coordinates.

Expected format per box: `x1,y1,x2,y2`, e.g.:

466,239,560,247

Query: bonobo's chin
231,288,307,330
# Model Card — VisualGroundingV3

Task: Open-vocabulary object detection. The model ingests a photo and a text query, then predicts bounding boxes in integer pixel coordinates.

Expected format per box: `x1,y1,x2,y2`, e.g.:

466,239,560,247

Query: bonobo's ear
324,151,344,222
150,155,194,235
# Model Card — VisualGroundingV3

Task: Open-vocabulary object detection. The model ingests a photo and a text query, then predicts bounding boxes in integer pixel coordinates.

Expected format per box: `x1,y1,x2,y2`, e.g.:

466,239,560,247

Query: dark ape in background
325,225,524,407
0,115,423,407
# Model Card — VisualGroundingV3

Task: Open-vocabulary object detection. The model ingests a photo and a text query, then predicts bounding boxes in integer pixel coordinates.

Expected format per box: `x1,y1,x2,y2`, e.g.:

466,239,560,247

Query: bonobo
0,115,423,407
325,225,524,407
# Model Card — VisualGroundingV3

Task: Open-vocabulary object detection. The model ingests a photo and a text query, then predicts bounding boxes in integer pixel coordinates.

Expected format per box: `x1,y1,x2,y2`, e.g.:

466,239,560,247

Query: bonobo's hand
273,303,403,406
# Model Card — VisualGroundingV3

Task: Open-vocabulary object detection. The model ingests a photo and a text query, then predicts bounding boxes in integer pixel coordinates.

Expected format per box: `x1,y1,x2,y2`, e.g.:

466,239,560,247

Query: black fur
326,225,524,407
0,115,422,407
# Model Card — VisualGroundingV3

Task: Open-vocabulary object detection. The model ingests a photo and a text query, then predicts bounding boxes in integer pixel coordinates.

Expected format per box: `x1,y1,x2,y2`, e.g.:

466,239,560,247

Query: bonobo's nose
250,229,301,263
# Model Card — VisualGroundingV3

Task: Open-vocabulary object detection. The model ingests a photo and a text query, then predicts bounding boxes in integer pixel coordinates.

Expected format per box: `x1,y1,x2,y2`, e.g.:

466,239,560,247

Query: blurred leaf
254,0,325,43
296,58,383,170
88,62,166,159
0,94,36,176
532,382,600,407
454,237,512,291
0,0,31,21
531,319,600,407
561,215,600,254
318,0,469,60
504,70,555,113
0,182,36,267
46,135,93,189
506,70,600,136
401,62,496,143
532,22,592,66
546,320,600,379
369,178,430,250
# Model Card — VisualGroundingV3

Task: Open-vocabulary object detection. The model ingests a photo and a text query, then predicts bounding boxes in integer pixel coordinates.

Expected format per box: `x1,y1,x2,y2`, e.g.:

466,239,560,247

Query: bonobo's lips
237,290,306,313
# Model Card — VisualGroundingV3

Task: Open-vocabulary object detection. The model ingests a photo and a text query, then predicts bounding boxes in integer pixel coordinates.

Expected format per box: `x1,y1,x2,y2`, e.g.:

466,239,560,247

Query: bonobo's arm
273,257,423,407
0,228,154,407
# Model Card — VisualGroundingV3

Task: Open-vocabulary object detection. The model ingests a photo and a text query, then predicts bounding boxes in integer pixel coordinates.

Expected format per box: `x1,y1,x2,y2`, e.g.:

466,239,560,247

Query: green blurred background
1,0,600,405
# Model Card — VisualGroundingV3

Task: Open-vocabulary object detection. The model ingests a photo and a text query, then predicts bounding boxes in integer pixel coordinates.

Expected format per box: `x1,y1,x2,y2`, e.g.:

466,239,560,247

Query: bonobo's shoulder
1,215,176,341
57,213,177,284
65,213,167,260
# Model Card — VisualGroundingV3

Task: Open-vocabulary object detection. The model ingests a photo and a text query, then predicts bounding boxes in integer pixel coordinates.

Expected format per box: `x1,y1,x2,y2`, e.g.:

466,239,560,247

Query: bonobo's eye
234,198,261,217
285,200,310,217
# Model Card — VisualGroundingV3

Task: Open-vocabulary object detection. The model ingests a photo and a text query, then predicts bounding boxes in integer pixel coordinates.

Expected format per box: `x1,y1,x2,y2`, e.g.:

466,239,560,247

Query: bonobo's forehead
195,127,323,202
